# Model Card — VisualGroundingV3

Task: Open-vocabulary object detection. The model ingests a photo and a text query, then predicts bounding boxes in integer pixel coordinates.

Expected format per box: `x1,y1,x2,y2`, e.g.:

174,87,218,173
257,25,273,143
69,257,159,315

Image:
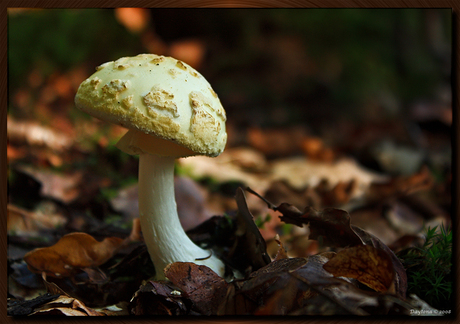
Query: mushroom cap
75,54,227,157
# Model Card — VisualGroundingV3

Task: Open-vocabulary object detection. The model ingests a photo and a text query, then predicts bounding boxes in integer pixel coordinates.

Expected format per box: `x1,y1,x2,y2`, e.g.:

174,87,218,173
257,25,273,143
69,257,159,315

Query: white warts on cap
143,86,179,118
102,79,130,98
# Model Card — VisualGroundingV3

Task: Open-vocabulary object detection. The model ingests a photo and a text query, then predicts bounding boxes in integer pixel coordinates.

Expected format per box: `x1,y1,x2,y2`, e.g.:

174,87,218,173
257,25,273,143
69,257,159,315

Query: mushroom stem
138,153,225,280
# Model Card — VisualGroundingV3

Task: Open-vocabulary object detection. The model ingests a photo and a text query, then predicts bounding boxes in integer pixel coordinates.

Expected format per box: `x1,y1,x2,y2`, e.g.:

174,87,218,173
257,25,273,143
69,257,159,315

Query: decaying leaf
222,252,410,315
164,262,228,315
247,187,363,248
129,187,417,315
323,245,395,293
247,187,408,299
367,166,433,202
351,226,408,299
221,258,309,315
269,156,385,199
23,232,124,278
7,117,74,152
7,293,60,316
130,280,191,315
7,203,67,236
16,165,84,204
30,295,104,316
186,187,271,277
231,188,271,274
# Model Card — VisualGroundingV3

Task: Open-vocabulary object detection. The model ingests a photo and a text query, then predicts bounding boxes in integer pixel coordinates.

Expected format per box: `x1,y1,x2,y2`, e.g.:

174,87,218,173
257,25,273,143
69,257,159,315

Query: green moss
399,225,452,310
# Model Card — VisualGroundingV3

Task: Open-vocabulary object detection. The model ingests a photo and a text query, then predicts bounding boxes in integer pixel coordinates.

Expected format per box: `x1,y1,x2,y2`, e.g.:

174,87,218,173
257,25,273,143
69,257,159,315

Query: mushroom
75,54,227,280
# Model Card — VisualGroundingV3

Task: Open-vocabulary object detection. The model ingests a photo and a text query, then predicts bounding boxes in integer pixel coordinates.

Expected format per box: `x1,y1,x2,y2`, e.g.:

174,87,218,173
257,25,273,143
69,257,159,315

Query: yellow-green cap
75,54,227,157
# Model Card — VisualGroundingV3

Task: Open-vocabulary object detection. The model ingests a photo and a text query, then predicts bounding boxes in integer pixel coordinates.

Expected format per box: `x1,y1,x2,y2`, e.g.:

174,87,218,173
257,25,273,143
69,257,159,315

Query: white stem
138,153,225,280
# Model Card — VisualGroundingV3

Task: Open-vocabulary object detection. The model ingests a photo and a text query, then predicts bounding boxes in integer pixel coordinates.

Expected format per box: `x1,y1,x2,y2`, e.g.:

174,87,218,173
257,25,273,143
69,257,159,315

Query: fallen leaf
164,262,228,315
30,295,104,316
186,188,271,277
178,148,271,195
7,203,67,236
24,232,124,278
247,187,408,299
16,165,83,204
248,187,363,248
7,117,74,152
367,166,434,202
263,179,321,210
225,258,309,315
269,156,386,200
323,245,395,293
7,293,59,316
226,188,271,275
351,226,408,299
130,280,191,315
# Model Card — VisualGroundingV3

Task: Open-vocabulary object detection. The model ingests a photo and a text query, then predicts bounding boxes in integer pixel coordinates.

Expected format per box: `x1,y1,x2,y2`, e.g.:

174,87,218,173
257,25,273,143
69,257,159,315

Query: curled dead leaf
323,245,395,293
247,187,363,248
24,232,124,278
30,295,104,316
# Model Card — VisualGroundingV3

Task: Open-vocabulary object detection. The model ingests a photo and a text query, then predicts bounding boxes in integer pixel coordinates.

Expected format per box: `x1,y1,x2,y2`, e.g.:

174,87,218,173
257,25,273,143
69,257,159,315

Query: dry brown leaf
248,188,364,248
368,166,433,201
17,165,83,204
7,117,74,152
351,226,407,298
24,232,124,278
247,187,408,299
31,295,104,316
269,156,385,200
178,148,271,195
7,203,67,236
323,245,395,293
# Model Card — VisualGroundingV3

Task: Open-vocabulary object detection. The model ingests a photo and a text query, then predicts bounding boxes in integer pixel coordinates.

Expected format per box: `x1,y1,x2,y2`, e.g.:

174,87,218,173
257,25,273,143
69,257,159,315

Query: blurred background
7,8,453,310
8,8,452,155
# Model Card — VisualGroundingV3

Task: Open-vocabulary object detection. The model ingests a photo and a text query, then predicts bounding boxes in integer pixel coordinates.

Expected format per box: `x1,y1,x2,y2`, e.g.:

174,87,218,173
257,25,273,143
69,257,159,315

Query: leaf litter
8,137,449,316
10,177,448,316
